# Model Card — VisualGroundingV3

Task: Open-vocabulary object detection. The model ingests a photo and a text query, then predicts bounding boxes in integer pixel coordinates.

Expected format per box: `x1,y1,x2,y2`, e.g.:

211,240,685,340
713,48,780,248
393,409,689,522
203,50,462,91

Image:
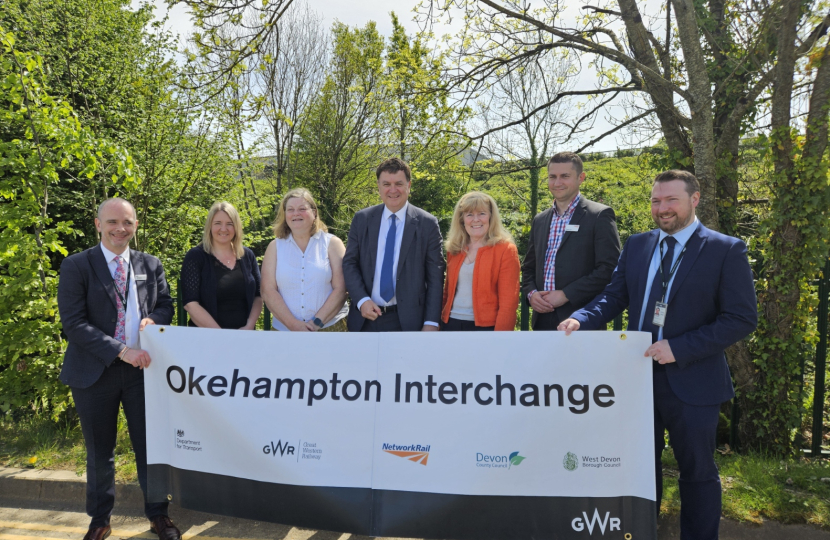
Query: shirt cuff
528,290,538,300
357,297,371,310
424,321,439,327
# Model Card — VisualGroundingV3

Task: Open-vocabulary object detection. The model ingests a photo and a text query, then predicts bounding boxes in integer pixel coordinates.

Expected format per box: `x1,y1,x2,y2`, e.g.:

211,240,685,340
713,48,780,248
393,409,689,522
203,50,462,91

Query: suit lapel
89,246,119,311
637,230,660,308
537,207,555,255
131,249,148,318
367,205,383,282
666,225,706,305
396,204,418,279
556,197,587,251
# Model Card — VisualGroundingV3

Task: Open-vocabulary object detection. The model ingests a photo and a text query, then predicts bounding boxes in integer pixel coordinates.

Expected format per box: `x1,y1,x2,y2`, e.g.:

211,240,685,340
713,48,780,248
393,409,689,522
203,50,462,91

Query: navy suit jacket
58,246,174,389
342,203,445,332
571,223,757,406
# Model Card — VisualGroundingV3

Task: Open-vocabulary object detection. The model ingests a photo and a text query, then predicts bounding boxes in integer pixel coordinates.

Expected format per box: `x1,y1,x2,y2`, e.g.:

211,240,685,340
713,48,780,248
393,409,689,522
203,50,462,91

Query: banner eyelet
159,327,165,333
620,333,627,340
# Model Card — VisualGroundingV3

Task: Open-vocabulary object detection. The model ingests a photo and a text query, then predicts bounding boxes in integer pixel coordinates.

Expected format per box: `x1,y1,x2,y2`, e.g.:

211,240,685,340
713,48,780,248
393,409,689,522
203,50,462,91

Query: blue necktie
380,214,397,303
641,236,676,344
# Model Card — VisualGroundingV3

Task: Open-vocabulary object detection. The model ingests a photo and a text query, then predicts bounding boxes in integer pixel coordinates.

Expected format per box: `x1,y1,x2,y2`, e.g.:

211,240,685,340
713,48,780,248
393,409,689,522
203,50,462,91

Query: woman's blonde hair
445,191,513,254
202,201,244,259
272,188,328,239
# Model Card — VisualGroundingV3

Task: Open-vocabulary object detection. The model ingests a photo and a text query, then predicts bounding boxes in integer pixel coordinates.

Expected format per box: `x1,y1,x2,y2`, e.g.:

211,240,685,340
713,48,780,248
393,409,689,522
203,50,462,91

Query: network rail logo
382,443,430,465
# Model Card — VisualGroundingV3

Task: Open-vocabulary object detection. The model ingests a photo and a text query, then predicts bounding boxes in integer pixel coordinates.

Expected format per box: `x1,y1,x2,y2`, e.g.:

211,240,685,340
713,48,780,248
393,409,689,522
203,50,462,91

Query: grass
661,447,830,527
3,414,830,527
0,411,137,484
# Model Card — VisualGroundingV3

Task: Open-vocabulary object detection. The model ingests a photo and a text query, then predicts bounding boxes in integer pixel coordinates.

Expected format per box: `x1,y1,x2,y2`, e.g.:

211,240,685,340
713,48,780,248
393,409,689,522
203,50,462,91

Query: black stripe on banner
148,464,657,540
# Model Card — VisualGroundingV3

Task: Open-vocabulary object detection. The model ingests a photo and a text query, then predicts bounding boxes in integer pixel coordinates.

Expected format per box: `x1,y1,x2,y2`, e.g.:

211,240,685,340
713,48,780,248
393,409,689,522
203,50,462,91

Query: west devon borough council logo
563,452,579,471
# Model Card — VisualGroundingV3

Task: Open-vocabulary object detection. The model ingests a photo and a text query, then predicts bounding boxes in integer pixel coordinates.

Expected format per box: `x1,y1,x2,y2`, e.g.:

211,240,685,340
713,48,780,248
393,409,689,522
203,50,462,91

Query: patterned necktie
114,256,127,343
641,236,676,343
380,214,397,303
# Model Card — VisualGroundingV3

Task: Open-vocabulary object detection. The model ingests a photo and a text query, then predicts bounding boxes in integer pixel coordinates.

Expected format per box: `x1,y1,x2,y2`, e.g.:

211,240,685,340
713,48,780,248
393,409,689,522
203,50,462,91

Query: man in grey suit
343,157,445,332
57,198,181,540
522,152,621,330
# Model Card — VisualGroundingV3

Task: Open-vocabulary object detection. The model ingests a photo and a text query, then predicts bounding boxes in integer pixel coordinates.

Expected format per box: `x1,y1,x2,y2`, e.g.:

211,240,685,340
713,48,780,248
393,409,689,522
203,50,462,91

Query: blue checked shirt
542,195,581,291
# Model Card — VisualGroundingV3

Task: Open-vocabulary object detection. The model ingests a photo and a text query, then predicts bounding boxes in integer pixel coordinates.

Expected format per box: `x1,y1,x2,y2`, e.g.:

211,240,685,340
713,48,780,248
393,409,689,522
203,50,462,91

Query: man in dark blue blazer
343,158,445,332
559,171,757,540
58,198,181,540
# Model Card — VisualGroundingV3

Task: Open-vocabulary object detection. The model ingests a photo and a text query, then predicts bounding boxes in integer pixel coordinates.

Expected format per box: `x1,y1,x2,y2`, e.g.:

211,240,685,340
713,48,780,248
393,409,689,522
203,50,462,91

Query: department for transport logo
382,443,430,465
563,451,579,471
176,429,184,437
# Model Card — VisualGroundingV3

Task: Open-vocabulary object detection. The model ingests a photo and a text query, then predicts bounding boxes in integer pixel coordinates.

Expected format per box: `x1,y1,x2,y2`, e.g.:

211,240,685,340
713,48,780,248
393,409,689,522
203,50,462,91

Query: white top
637,217,700,340
273,231,348,331
450,259,475,321
100,244,141,349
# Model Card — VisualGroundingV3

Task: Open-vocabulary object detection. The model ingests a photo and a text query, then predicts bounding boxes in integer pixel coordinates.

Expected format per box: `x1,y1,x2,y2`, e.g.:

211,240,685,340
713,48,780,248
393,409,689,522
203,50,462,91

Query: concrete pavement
2,466,828,539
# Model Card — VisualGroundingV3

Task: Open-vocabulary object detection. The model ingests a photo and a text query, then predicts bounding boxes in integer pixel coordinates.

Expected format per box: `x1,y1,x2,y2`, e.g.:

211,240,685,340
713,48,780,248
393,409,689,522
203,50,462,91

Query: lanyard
656,238,686,302
113,258,132,308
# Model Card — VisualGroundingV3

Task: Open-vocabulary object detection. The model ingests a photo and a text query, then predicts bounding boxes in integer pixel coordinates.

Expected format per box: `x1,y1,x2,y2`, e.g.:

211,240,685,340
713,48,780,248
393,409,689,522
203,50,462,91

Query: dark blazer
343,203,445,331
521,196,621,328
571,223,757,406
180,244,261,326
58,246,174,389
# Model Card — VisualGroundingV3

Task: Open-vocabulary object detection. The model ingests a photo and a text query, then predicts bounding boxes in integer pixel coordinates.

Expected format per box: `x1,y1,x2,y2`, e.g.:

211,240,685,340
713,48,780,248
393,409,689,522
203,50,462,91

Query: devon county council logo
563,452,579,471
508,451,526,469
382,443,430,465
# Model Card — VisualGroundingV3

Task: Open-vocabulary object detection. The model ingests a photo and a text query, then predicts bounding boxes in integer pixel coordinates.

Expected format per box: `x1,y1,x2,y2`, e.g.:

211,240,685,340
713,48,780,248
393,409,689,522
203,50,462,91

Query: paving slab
2,466,828,539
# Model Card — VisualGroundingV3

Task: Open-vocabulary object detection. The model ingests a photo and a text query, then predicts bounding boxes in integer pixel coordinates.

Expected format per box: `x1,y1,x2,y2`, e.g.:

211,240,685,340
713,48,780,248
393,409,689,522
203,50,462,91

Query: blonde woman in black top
181,201,262,329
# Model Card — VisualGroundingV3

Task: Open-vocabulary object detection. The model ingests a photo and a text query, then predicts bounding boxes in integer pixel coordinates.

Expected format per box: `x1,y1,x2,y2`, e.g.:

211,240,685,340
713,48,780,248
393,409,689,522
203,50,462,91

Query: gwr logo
262,440,295,457
571,509,621,535
383,450,429,465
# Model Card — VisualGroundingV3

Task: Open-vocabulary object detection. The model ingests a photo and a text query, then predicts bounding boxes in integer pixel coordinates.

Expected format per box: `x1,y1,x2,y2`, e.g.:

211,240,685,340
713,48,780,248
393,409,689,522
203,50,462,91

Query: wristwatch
312,317,324,329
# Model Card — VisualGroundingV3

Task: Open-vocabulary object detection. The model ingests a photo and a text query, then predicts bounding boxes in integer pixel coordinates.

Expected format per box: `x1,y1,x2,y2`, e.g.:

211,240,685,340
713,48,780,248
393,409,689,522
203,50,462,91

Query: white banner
143,326,656,539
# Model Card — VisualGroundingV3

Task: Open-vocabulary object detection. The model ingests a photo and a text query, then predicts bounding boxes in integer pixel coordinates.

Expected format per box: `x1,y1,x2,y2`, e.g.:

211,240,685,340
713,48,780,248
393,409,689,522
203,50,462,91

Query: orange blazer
442,241,521,330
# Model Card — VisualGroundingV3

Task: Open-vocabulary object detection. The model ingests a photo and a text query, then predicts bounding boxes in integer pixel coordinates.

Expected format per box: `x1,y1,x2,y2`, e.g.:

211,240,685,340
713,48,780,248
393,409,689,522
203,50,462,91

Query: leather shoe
82,526,111,540
150,515,182,540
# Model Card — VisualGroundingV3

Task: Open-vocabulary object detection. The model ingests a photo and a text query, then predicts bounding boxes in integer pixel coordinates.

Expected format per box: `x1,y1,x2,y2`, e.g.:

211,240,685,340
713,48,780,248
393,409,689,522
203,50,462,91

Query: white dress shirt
637,217,699,341
357,202,437,326
100,244,141,349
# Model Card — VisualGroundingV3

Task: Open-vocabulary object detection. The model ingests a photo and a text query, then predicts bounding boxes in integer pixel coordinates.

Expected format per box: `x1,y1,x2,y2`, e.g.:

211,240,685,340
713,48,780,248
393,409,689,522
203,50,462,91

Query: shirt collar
658,216,699,248
553,194,581,217
100,243,130,264
382,201,408,222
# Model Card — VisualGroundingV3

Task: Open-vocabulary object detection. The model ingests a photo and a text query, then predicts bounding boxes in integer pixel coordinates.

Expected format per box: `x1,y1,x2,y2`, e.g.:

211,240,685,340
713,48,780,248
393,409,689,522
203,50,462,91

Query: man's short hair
97,197,137,220
547,152,583,176
653,170,700,196
376,157,411,182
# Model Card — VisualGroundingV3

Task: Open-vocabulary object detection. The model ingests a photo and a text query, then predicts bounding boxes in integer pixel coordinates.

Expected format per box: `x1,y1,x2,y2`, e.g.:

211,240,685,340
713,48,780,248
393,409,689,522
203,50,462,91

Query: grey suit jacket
58,245,174,388
343,203,445,331
521,196,621,328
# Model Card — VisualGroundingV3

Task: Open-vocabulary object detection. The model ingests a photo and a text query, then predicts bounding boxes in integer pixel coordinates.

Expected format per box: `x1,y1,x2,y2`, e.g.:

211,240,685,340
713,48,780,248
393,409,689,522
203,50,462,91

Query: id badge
652,301,668,327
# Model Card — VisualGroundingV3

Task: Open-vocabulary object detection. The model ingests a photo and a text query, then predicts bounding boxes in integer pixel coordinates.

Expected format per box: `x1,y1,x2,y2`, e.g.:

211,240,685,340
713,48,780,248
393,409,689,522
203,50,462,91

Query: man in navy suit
559,170,757,540
58,198,181,540
343,157,445,332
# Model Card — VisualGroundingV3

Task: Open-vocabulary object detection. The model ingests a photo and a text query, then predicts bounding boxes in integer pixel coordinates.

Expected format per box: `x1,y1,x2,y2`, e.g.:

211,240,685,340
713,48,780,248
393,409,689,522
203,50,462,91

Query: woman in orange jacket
441,191,520,331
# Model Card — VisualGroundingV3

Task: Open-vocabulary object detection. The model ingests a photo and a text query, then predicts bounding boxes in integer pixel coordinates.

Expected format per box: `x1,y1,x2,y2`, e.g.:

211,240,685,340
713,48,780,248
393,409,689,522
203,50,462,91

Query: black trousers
72,360,168,527
360,311,403,331
440,317,495,331
653,370,721,540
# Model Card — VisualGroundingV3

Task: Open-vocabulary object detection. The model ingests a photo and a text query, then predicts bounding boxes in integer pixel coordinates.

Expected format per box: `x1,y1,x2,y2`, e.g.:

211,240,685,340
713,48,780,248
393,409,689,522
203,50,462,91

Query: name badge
565,224,580,232
652,301,668,327
135,274,147,281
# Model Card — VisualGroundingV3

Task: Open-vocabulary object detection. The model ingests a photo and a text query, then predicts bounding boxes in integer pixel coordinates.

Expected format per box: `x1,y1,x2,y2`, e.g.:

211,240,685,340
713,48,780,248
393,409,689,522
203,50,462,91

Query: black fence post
811,258,830,456
521,294,529,331
176,278,186,326
613,314,623,331
263,306,271,331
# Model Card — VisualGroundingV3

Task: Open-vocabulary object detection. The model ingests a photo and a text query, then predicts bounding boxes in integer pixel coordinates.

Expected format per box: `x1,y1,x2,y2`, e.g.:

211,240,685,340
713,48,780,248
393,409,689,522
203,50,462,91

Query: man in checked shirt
521,152,621,330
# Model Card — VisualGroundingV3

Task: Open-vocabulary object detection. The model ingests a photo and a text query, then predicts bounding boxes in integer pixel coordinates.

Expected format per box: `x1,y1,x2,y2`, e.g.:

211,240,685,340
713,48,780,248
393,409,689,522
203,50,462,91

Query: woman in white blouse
261,188,348,332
